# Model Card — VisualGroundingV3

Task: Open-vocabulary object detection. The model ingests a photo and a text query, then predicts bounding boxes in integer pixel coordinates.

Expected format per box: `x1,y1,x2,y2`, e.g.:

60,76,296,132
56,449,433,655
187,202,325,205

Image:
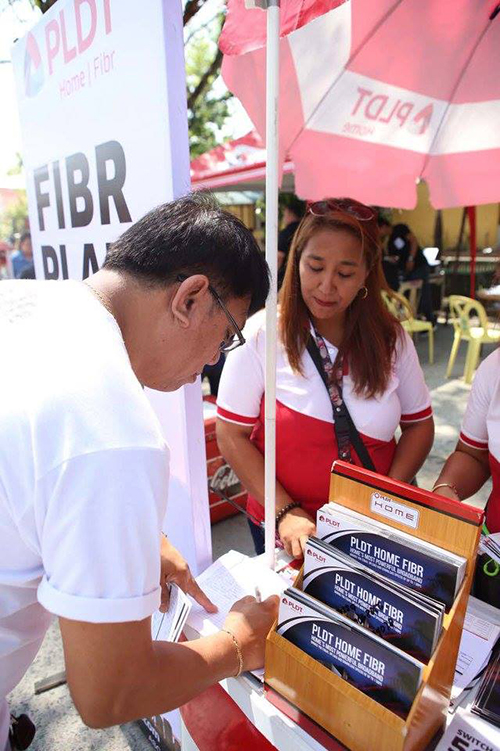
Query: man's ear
171,275,210,328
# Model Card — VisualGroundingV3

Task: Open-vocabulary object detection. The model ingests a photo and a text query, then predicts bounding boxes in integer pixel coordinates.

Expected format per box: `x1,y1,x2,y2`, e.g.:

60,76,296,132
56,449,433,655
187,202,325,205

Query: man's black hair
19,231,31,244
104,192,269,314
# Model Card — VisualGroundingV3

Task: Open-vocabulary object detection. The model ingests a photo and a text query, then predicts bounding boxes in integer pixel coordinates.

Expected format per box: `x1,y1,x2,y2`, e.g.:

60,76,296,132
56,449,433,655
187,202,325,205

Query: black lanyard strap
306,334,375,472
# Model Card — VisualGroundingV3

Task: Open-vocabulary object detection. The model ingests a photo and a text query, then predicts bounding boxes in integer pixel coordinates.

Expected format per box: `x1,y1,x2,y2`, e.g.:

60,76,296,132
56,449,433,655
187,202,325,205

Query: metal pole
264,0,280,570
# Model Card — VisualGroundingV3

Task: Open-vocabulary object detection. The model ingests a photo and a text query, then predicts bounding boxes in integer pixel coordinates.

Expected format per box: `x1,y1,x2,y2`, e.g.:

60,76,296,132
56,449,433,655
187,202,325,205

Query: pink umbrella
220,0,500,211
220,1,500,558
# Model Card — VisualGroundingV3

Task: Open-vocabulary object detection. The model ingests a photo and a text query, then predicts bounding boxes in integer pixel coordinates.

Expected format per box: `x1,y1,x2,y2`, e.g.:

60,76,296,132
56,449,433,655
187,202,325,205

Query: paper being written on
186,551,287,638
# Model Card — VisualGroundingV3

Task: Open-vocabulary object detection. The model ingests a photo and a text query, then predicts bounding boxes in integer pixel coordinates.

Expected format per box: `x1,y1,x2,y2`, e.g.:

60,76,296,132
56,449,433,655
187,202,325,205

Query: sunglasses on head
308,198,375,222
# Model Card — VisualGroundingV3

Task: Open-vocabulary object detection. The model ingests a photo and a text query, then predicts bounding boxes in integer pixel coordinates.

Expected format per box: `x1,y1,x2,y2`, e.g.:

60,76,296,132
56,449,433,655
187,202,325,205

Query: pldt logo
352,87,434,136
323,515,340,528
24,32,44,98
283,598,302,613
306,550,326,563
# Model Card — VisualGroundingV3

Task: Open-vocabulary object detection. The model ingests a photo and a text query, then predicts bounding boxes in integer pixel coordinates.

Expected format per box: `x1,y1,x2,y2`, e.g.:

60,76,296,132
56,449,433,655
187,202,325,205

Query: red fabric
487,453,500,533
246,399,396,524
460,431,488,451
220,0,343,56
400,405,433,423
181,683,275,751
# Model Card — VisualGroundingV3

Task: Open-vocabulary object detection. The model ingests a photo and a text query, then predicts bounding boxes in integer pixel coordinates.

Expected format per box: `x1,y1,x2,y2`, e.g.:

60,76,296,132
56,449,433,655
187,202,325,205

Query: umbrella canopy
190,129,295,191
220,0,500,210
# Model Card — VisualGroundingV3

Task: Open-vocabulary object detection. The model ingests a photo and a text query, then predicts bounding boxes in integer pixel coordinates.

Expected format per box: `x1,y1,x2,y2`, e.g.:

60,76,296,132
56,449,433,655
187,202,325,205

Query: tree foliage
0,192,29,241
186,14,231,158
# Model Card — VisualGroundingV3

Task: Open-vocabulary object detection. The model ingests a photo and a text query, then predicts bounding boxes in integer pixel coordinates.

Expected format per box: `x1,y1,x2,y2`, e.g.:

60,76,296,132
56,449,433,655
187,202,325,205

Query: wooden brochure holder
265,461,483,751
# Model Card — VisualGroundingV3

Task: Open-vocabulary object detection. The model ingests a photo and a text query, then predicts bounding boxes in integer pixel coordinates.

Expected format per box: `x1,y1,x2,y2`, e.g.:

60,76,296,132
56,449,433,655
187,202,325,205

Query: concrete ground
8,321,495,750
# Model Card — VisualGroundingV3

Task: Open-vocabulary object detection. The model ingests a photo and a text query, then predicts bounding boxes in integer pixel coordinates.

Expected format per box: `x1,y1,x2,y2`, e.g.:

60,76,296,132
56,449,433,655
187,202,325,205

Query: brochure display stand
265,461,484,751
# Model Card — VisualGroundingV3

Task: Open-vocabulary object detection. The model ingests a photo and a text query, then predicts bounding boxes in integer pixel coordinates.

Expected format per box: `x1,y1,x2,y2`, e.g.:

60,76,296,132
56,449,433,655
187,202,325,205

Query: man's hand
278,507,316,559
160,535,217,613
222,595,279,673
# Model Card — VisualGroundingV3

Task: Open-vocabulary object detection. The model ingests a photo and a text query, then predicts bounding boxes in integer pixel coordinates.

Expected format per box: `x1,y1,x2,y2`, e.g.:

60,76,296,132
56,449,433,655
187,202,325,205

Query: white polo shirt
0,281,169,748
217,310,432,525
460,348,500,532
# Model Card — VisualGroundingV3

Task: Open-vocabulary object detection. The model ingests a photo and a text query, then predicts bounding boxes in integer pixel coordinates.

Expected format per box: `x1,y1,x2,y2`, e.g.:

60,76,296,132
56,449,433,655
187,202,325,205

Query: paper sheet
151,583,192,643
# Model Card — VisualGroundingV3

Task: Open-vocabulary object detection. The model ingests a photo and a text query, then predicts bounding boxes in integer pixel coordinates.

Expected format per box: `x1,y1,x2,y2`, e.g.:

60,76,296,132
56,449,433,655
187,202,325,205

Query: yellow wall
224,203,256,230
392,181,500,250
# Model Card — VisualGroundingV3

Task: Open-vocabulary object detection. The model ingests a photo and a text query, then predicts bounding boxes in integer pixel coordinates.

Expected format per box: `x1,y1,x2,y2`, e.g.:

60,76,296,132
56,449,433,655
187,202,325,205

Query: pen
255,586,262,603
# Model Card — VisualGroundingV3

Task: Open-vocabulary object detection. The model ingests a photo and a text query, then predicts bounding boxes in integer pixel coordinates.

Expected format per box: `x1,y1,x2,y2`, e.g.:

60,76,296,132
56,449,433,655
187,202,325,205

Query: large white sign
12,0,212,570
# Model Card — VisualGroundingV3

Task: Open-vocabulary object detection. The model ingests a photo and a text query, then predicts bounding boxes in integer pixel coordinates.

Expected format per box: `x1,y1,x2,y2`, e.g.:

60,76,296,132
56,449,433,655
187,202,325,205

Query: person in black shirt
278,196,305,289
388,223,435,324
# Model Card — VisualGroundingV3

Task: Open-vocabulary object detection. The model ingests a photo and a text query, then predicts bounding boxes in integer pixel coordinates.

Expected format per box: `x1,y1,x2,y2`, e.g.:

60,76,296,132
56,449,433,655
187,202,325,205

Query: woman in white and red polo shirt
433,349,500,532
216,198,434,558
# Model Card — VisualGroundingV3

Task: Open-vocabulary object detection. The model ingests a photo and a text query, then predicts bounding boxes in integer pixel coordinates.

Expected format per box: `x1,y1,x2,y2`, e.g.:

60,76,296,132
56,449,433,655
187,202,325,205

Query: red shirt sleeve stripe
400,405,433,423
216,405,257,426
459,431,488,450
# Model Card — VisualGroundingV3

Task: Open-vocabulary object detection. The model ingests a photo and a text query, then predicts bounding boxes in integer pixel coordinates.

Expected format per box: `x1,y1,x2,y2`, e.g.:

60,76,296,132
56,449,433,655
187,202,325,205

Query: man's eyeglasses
308,198,375,221
176,275,245,353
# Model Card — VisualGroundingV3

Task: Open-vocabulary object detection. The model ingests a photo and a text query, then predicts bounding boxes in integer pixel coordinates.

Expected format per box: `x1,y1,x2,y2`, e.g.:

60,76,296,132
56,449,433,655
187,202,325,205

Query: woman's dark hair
279,199,401,398
19,231,31,245
103,192,269,314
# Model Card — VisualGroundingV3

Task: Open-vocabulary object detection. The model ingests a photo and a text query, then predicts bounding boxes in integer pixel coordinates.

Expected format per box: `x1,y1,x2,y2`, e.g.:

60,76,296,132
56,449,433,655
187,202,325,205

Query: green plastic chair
446,295,500,384
381,290,434,364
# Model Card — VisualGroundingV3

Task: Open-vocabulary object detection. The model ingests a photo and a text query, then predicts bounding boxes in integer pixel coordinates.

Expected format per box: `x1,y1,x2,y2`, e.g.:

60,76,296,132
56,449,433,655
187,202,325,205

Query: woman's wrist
432,481,460,500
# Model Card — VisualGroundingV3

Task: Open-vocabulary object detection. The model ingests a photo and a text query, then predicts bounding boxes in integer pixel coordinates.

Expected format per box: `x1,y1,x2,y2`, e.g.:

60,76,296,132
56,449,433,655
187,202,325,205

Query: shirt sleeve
460,353,497,450
217,332,264,428
394,331,433,424
37,446,169,623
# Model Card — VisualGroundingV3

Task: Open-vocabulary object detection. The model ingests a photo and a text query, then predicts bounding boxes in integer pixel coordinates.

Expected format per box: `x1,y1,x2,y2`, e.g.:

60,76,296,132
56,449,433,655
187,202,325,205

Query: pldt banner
12,0,190,280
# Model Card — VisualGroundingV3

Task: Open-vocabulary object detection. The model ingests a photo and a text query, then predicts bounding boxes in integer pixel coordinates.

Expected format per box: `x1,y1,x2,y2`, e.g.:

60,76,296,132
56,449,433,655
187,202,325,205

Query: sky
0,0,252,186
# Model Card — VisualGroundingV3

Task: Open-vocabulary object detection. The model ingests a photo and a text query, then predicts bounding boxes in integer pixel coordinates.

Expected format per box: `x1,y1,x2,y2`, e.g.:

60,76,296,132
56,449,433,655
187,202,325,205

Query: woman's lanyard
310,327,352,463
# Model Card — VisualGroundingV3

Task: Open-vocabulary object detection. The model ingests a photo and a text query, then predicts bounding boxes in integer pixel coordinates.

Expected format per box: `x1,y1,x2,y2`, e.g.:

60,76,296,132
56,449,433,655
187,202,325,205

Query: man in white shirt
0,193,277,749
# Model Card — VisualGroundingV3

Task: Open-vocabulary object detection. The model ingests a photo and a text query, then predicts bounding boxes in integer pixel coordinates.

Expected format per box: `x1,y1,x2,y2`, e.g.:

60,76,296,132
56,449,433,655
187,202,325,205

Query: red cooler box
203,397,247,524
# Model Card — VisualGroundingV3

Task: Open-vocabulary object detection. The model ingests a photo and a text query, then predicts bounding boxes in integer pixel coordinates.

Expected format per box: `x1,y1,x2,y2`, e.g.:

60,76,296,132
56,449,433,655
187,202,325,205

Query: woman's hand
278,507,316,559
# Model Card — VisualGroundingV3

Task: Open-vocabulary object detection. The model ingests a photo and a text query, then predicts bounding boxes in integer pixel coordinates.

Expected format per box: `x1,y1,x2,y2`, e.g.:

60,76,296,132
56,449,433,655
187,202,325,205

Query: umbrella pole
467,206,477,299
264,0,280,570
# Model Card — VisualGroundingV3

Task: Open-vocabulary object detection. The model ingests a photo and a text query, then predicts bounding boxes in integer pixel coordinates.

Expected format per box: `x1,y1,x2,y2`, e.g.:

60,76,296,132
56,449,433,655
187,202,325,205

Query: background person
277,196,306,289
387,223,436,323
10,231,33,279
0,193,278,750
432,348,500,533
216,198,434,558
378,216,399,292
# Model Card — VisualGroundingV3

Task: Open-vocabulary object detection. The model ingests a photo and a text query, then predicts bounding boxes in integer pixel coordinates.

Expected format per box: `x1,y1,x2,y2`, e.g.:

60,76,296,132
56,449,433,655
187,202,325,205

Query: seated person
388,224,436,324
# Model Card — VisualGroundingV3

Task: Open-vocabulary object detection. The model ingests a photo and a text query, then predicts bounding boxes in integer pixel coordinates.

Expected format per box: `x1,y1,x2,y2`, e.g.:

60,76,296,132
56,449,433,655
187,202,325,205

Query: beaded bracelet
221,628,244,677
275,501,301,527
